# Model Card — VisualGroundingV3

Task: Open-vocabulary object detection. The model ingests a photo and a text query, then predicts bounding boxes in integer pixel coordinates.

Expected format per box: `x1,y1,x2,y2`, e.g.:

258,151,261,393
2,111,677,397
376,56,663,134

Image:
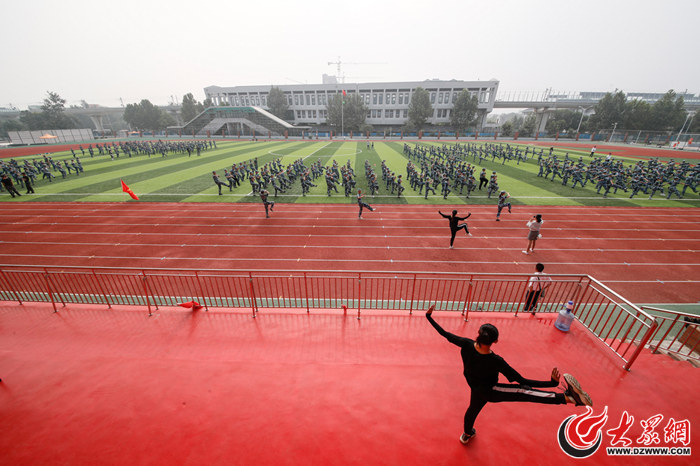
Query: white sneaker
522,250,529,255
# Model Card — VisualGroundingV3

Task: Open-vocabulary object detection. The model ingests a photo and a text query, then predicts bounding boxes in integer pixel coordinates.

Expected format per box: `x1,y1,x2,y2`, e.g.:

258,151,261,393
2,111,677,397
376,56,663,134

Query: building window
438,93,443,104
398,94,404,105
378,94,383,105
430,93,436,104
377,109,382,118
373,93,377,104
403,109,408,118
296,110,301,118
391,93,396,104
294,95,299,105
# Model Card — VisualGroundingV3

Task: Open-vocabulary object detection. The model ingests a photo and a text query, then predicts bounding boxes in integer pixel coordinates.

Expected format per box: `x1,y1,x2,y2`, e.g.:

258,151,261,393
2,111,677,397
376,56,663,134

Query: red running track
527,141,700,160
1,202,699,304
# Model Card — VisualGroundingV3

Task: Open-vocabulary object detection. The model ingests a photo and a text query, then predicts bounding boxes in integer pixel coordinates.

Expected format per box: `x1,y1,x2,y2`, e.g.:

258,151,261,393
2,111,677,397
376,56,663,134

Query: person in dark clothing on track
425,305,593,445
357,189,375,218
260,189,275,218
439,210,471,248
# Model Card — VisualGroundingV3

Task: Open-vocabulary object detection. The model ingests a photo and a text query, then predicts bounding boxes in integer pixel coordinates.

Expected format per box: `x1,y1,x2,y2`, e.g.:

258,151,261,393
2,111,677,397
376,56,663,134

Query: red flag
342,90,347,97
120,179,139,200
178,301,203,310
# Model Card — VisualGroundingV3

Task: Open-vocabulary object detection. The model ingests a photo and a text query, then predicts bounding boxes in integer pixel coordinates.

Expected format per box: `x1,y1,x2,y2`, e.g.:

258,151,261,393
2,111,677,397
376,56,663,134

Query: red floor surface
0,303,697,465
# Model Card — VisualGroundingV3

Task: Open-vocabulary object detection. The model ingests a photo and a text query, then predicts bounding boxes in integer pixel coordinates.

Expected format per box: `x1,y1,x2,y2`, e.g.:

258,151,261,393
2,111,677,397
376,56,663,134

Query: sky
2,0,699,110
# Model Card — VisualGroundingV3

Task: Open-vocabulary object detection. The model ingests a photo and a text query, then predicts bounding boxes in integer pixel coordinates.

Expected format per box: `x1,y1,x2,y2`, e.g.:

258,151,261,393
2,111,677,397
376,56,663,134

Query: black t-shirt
426,314,523,391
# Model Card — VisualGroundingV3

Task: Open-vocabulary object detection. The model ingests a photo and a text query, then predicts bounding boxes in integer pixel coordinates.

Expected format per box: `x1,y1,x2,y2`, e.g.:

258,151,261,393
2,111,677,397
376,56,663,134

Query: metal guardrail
0,265,658,371
642,306,700,363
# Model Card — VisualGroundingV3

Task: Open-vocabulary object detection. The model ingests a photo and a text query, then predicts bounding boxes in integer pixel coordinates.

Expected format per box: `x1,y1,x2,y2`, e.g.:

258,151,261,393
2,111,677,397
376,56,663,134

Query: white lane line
0,240,697,254
2,216,700,231
1,230,699,242
1,253,699,267
3,213,700,224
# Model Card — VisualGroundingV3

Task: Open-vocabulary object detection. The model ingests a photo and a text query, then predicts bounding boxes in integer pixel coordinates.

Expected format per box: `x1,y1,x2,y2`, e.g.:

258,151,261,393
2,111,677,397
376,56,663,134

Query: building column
89,114,105,132
535,108,551,135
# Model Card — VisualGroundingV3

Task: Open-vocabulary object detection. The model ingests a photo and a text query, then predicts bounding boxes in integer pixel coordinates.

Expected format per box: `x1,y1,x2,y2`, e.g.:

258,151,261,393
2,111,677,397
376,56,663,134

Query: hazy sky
2,0,698,109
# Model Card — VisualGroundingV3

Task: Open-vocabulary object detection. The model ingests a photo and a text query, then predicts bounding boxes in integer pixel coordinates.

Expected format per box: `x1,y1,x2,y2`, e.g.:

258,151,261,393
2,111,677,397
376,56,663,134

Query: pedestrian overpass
178,106,309,138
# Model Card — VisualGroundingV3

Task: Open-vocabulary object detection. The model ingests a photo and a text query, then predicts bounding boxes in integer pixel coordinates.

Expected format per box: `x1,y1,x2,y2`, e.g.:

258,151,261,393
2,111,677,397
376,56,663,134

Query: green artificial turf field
2,140,698,206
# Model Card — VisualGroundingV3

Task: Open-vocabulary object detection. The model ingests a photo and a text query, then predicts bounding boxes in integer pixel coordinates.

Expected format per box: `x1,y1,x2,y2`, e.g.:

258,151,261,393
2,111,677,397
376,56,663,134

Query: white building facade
204,79,499,129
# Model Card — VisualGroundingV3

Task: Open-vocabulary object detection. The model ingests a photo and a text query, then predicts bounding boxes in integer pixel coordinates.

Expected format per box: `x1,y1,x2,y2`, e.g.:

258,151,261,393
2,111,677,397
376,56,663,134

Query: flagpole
341,95,344,139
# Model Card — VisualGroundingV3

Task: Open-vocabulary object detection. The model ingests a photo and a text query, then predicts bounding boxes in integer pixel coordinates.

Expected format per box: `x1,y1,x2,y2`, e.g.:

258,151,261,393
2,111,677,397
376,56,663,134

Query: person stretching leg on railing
425,305,593,445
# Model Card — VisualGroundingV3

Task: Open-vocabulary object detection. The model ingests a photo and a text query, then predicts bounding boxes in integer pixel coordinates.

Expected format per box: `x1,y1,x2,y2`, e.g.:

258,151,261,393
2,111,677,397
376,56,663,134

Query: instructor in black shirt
425,305,592,445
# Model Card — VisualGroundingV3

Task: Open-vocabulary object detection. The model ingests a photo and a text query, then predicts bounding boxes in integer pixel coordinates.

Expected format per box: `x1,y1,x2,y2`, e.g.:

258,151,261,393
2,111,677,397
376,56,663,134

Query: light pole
609,122,618,142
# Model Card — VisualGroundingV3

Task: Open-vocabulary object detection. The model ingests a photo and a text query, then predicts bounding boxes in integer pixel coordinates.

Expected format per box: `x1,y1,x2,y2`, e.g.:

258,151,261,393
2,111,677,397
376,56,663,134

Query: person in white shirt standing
523,214,543,255
524,263,552,315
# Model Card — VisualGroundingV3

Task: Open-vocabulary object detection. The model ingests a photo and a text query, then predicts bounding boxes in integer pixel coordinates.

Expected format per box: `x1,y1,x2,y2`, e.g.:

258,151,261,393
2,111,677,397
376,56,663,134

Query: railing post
92,269,112,309
574,277,593,319
304,272,310,313
0,268,23,304
409,273,417,315
248,272,258,317
571,276,586,307
463,275,474,321
624,319,660,371
514,276,530,317
44,267,58,312
194,271,208,311
650,314,681,354
357,272,361,320
141,270,153,316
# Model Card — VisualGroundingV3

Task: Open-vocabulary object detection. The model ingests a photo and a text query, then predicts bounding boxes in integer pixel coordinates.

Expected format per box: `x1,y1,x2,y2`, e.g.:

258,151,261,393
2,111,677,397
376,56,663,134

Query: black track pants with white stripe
464,384,566,433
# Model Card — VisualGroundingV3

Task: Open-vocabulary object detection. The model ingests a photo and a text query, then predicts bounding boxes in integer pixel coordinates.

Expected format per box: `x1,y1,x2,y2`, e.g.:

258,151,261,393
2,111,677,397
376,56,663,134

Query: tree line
542,90,695,135
3,88,697,140
1,92,213,138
